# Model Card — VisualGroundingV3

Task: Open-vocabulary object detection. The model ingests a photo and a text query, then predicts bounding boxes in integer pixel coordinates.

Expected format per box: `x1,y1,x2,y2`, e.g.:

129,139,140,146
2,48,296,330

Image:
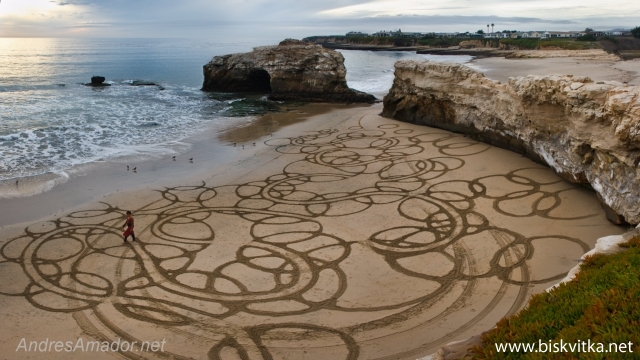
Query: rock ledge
382,60,640,224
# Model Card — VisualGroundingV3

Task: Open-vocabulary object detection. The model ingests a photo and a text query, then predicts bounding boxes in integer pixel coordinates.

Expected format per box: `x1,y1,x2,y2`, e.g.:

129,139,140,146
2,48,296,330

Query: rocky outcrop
85,76,110,87
382,60,640,224
458,40,487,49
202,39,376,103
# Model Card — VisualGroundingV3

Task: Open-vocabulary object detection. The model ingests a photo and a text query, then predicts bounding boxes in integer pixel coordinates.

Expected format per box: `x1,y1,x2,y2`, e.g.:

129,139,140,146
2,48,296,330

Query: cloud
63,21,112,28
49,0,88,6
1,0,638,38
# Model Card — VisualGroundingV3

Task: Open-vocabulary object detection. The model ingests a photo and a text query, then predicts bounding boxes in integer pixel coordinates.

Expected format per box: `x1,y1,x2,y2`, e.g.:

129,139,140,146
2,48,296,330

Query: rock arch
202,39,375,103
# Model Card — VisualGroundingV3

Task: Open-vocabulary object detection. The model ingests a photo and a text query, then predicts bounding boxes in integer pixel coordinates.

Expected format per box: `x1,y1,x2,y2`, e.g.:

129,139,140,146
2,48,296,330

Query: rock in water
201,39,376,103
91,76,106,85
382,60,640,224
85,76,110,87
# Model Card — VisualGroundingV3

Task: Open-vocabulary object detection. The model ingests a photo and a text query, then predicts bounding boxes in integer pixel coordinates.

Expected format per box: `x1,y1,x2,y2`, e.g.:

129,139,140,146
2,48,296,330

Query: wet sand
0,104,340,228
0,102,625,359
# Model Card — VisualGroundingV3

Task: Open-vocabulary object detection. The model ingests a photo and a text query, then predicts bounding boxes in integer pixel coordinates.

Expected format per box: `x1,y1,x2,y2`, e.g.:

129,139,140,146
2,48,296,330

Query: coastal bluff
202,39,376,103
382,60,640,224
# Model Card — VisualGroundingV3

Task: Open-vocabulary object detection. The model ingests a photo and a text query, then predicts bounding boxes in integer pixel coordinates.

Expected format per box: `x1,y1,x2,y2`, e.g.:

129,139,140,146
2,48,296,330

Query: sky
0,0,638,40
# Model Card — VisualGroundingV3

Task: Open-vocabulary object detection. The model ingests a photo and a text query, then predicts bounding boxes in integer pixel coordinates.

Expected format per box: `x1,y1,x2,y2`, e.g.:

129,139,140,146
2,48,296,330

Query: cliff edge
382,60,640,224
202,39,376,103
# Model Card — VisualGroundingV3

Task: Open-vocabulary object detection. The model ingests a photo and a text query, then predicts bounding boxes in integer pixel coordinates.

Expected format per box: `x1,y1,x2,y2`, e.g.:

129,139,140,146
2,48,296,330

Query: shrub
599,36,619,44
392,38,415,47
632,27,640,39
472,236,640,359
500,38,539,49
576,34,597,41
417,37,463,47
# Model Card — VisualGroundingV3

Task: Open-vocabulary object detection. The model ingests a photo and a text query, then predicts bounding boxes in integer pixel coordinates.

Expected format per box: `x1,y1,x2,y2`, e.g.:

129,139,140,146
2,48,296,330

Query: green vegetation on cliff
417,37,464,47
500,38,597,50
473,236,640,359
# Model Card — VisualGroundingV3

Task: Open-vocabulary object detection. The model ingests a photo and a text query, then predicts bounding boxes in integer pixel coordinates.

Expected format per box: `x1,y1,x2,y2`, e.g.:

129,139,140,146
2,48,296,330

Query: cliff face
202,39,376,103
382,60,640,224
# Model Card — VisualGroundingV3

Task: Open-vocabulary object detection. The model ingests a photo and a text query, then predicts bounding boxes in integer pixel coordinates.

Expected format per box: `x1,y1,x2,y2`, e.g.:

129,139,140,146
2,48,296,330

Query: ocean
0,38,471,198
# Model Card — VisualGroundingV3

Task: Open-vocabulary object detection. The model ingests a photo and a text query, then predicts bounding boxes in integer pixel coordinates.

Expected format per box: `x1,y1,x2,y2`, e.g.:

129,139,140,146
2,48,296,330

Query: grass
500,38,540,49
499,38,597,50
417,37,465,47
472,236,640,359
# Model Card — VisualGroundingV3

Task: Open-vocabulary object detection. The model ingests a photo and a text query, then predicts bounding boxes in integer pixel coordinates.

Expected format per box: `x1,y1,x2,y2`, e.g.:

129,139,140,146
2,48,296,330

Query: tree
585,28,594,33
632,26,640,38
476,30,484,34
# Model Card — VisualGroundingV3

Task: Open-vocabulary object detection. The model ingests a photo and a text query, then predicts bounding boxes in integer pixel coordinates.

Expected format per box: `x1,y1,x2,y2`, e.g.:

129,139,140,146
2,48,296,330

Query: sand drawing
1,113,609,359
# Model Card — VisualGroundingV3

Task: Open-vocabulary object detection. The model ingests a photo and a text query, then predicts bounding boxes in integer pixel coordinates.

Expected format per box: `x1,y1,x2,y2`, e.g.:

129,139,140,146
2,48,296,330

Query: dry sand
0,102,625,360
469,52,640,85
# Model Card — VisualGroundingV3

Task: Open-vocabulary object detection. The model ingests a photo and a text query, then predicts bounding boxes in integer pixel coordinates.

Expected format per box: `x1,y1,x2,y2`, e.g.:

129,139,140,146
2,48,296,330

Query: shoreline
0,104,342,228
0,101,625,359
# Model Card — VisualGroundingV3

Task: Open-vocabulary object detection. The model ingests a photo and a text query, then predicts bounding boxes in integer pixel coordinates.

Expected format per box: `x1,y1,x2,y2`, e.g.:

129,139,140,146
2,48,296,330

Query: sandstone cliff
202,39,376,103
382,60,640,224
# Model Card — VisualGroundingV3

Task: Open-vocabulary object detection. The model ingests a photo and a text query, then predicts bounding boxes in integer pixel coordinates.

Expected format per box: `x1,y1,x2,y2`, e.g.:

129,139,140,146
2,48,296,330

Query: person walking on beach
122,211,136,243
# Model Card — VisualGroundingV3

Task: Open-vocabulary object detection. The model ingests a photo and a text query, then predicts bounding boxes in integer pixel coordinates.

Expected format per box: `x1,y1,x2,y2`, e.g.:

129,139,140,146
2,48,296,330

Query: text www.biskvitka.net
495,340,633,354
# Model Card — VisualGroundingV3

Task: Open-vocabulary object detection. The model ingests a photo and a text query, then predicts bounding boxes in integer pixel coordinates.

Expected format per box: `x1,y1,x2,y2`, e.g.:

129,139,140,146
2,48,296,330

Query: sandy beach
0,86,627,359
469,50,640,85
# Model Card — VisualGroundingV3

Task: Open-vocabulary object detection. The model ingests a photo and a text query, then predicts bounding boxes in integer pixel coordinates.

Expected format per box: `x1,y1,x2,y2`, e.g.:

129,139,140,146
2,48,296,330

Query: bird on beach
172,156,176,161
189,158,193,163
242,145,245,149
233,143,236,147
127,165,129,171
15,179,18,186
133,167,137,172
253,142,256,146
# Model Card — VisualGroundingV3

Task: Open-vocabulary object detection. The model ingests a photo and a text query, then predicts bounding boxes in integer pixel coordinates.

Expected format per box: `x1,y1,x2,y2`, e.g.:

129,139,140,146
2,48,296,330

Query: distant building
400,32,424,38
372,29,423,38
434,32,459,38
360,28,619,40
541,31,581,39
372,30,393,37
346,31,369,37
522,31,542,38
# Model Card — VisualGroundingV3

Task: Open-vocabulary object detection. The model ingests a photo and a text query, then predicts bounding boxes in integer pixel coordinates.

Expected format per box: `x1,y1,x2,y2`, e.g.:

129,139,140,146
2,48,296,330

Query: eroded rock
85,76,110,87
382,60,640,224
202,39,376,103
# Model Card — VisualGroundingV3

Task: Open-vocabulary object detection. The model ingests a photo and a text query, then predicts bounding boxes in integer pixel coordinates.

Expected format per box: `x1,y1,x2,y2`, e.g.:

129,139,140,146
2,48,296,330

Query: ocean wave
0,83,219,181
